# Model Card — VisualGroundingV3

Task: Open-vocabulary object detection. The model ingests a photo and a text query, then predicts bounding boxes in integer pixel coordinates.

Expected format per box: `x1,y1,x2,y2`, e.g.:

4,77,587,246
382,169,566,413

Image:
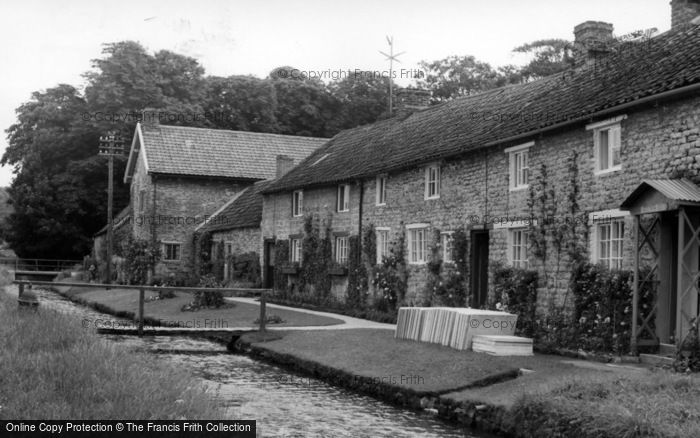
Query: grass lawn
242,328,522,393
0,285,223,419
55,285,344,328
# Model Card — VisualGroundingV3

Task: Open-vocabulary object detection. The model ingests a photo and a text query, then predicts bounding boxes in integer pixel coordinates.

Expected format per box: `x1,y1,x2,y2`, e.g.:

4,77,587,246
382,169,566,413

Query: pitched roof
94,206,131,237
125,124,327,182
265,24,700,193
621,178,700,209
196,180,272,233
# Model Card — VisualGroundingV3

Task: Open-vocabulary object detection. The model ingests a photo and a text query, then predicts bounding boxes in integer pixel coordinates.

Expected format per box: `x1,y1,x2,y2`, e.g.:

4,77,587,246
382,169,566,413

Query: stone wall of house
210,227,262,256
152,177,247,276
261,93,700,310
129,146,154,243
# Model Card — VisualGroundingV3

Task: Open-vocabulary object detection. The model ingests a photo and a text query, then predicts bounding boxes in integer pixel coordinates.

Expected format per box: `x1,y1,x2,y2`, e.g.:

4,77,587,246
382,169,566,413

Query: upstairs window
376,175,387,206
292,190,303,217
337,184,350,212
506,142,532,190
588,116,625,174
334,236,349,265
424,164,441,199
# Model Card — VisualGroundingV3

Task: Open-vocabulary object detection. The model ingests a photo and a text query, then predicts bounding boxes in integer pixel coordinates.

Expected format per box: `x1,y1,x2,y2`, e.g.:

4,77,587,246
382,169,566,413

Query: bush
492,264,538,337
675,317,700,373
182,274,226,311
227,251,261,286
120,236,161,285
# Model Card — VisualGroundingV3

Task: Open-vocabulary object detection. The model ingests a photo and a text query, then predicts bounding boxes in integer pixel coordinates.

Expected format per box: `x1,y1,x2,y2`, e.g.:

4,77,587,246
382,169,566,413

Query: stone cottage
261,5,700,351
121,117,326,276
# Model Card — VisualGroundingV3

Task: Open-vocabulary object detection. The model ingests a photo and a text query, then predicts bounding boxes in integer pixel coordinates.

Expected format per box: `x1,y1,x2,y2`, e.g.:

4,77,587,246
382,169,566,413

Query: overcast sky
0,0,670,186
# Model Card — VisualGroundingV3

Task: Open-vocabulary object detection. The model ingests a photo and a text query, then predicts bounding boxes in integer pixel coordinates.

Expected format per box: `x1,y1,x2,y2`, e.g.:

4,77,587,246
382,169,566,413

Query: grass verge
54,285,344,328
0,289,224,419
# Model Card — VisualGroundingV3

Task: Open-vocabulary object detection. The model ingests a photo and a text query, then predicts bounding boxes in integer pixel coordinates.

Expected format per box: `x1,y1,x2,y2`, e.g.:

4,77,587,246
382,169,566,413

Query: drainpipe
357,180,364,261
484,148,489,227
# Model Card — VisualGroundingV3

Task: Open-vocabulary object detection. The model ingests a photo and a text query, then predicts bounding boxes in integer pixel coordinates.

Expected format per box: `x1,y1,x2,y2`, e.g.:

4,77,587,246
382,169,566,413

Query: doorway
470,230,489,308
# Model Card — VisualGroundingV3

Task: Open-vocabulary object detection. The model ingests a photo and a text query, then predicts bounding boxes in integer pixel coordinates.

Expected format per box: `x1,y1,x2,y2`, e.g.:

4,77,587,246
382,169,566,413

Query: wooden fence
13,280,270,336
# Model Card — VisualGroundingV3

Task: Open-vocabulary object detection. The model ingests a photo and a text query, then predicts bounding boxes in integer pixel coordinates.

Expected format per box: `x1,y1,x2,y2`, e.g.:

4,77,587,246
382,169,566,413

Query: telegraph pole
99,131,125,284
379,36,405,116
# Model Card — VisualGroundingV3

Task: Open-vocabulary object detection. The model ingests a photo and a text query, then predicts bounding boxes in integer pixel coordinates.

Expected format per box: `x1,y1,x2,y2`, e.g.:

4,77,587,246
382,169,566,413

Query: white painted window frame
375,227,391,263
334,235,349,265
376,175,387,206
505,142,533,191
162,241,182,261
290,238,302,263
424,164,441,200
292,190,303,217
441,231,454,263
587,115,626,175
589,209,628,269
507,228,530,268
407,223,430,264
337,184,350,212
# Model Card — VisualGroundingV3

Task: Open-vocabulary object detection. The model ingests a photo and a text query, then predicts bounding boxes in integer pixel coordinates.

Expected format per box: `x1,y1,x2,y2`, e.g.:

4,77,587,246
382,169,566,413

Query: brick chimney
393,88,431,117
671,0,700,27
276,155,295,178
573,21,614,66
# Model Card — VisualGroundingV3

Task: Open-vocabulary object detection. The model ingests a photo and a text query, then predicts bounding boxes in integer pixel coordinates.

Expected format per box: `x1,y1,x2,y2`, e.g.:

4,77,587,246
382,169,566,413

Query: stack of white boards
394,307,521,352
471,335,533,356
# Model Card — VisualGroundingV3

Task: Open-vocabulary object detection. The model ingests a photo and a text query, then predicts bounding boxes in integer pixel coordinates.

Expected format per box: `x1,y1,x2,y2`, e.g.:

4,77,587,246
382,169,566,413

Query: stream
19,287,486,437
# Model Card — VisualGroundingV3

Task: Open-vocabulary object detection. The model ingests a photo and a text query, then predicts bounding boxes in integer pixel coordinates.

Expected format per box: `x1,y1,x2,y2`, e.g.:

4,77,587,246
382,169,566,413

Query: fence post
138,288,145,337
18,282,24,298
259,290,266,332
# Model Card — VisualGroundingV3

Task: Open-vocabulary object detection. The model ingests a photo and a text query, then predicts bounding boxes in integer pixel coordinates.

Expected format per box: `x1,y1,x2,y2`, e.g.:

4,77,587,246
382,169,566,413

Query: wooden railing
0,258,82,272
13,280,270,336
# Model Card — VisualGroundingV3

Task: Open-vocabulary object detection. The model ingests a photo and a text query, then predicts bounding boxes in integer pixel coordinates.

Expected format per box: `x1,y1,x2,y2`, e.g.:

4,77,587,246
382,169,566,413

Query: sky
0,0,671,187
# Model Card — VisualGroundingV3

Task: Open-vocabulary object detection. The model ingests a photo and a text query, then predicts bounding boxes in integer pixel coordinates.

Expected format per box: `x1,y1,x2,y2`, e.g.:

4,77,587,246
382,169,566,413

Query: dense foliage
492,263,539,337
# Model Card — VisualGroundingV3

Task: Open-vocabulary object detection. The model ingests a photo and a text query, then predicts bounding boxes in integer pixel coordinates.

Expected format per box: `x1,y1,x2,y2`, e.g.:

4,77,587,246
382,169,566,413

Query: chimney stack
394,88,431,117
276,155,295,178
671,0,700,28
573,21,614,66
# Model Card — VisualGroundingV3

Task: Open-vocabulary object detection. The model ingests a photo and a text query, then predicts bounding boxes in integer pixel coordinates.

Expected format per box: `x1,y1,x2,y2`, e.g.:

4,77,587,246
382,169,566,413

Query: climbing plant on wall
346,235,367,307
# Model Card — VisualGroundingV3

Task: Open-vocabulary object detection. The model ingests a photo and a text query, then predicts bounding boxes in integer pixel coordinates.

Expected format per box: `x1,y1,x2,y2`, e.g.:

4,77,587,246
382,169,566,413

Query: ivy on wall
346,235,367,307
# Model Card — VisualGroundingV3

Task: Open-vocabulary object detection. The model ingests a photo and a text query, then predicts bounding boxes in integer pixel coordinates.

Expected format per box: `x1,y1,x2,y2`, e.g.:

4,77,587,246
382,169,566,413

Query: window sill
409,261,427,266
594,166,622,176
509,185,529,192
329,267,348,276
162,259,181,263
280,266,300,275
337,209,350,213
375,203,386,207
424,196,440,201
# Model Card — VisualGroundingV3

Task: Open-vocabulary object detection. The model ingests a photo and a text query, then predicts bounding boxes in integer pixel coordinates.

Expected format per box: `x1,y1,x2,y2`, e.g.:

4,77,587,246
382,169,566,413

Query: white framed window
505,142,532,190
441,232,454,263
594,219,625,269
337,184,350,212
376,227,390,263
407,224,429,264
376,175,387,206
588,116,625,174
162,242,181,261
292,190,303,217
508,229,529,268
290,238,302,263
334,236,349,264
424,164,441,199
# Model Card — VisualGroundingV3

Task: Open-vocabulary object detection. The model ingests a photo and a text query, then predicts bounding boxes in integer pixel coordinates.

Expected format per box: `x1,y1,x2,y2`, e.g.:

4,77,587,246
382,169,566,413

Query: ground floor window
163,242,181,261
596,219,625,269
407,225,428,264
376,228,390,263
442,232,454,263
509,228,529,268
335,236,349,264
290,238,302,263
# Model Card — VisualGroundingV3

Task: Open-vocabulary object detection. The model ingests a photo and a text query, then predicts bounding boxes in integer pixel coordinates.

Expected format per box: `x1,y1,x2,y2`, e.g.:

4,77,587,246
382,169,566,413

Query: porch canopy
620,178,700,352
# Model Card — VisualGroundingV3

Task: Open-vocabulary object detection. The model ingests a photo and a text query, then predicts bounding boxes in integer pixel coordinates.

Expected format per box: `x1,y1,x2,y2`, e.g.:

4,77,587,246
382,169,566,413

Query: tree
328,72,392,128
417,55,502,102
511,39,575,82
203,75,278,132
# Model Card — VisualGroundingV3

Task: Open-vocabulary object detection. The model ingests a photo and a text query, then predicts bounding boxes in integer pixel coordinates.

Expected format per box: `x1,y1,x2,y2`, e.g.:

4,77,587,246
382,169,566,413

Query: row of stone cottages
95,6,700,349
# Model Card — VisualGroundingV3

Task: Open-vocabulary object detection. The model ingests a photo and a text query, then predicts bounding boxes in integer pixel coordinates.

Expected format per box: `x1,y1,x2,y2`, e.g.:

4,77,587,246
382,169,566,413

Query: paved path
227,296,396,331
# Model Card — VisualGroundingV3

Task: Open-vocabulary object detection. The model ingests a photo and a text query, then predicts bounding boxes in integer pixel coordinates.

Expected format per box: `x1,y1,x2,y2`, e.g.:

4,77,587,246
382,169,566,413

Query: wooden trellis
631,214,660,351
677,207,700,345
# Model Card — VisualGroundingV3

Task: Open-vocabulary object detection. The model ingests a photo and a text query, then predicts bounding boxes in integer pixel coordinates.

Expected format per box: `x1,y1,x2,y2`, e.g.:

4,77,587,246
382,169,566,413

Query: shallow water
24,287,485,437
